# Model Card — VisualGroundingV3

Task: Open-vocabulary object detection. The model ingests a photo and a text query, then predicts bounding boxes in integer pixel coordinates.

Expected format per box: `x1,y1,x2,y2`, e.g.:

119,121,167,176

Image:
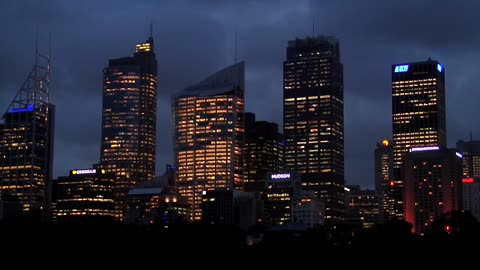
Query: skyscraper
0,50,55,215
374,139,395,218
283,36,344,221
173,62,245,221
392,59,446,219
100,34,158,219
404,147,462,234
244,112,283,193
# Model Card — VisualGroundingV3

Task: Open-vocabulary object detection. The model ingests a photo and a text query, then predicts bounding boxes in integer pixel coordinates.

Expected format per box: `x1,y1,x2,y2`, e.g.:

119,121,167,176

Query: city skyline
2,1,480,189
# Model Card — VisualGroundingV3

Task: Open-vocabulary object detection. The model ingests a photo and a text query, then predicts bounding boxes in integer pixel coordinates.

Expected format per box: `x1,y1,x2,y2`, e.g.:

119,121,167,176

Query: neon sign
72,169,96,175
437,64,443,72
411,146,439,152
463,178,474,184
271,173,291,179
8,104,34,113
394,65,409,73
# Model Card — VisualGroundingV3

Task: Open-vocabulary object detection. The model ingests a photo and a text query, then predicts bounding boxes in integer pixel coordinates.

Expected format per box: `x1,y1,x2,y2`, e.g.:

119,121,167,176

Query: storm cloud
1,0,480,188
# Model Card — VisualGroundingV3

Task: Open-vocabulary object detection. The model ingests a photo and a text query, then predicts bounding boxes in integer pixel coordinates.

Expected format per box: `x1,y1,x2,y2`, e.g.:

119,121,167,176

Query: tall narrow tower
283,36,344,221
0,44,55,215
392,59,446,219
100,34,158,219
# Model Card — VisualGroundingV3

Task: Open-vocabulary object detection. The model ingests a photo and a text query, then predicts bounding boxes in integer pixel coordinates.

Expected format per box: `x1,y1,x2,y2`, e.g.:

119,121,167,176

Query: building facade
456,140,480,221
173,62,245,221
346,186,384,229
264,172,302,226
374,139,395,218
244,112,283,193
0,52,54,215
283,36,344,221
54,168,115,223
124,179,189,225
292,191,325,228
100,35,158,219
404,147,462,234
392,59,446,219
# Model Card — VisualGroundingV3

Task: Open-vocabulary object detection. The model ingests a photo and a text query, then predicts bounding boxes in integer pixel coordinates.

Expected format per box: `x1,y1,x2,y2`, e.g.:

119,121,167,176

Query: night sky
1,0,479,189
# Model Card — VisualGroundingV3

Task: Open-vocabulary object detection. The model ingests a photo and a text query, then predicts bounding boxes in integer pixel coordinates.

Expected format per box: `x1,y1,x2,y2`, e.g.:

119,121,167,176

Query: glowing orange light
382,140,389,146
463,178,474,184
390,181,395,187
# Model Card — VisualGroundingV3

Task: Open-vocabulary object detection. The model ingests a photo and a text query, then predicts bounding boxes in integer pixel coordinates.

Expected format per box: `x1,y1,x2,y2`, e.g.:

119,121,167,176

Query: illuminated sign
411,146,439,152
382,139,389,147
8,104,34,113
456,152,463,158
72,169,96,175
344,187,351,192
271,173,291,179
463,178,474,184
394,65,409,73
437,64,443,72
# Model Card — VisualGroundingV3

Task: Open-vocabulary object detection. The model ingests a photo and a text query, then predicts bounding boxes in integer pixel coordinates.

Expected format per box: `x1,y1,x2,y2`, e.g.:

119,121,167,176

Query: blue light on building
8,104,34,114
437,64,443,72
394,65,409,73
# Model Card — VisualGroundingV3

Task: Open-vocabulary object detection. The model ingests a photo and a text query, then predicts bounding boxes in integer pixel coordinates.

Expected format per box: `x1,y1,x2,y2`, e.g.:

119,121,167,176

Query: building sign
437,64,443,72
394,65,409,73
8,104,34,114
271,173,291,179
411,146,439,152
72,169,96,175
463,178,474,184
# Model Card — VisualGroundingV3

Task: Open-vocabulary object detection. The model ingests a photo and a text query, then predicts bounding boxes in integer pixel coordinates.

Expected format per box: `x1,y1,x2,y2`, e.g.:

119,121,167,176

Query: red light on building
462,178,474,184
390,181,395,187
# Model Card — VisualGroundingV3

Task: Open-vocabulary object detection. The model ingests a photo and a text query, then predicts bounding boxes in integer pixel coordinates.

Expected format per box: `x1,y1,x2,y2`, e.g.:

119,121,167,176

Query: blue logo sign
8,104,34,114
394,65,409,73
437,64,443,72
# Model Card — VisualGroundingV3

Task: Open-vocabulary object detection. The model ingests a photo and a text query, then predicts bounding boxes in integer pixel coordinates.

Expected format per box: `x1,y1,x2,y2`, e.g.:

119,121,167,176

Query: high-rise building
404,147,462,234
244,112,283,193
100,34,158,219
456,140,480,221
374,139,395,218
292,191,325,228
283,36,344,221
345,185,384,229
173,62,245,221
54,168,115,223
0,50,55,215
392,59,446,219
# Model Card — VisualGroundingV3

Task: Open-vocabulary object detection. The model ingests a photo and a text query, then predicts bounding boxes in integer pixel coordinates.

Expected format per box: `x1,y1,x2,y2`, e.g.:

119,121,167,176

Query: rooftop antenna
312,16,315,38
469,130,474,178
234,30,237,64
150,22,153,38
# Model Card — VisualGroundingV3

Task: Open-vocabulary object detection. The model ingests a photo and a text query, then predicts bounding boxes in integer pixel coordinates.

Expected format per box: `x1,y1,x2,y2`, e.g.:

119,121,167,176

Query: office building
173,62,245,221
100,34,158,219
404,147,462,234
456,140,480,221
374,139,395,218
292,191,325,227
201,190,234,225
0,51,55,215
54,168,115,223
263,172,302,225
244,112,283,193
283,36,344,221
346,186,383,229
124,179,189,225
392,59,446,219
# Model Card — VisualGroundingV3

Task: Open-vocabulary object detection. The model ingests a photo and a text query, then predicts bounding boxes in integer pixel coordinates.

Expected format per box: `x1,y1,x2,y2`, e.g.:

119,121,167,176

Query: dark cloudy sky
1,0,479,188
